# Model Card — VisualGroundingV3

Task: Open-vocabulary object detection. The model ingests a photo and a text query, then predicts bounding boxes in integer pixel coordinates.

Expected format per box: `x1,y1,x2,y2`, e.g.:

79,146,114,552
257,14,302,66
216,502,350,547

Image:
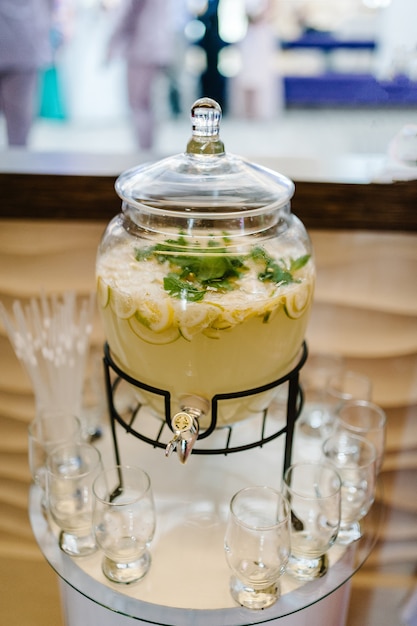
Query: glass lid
115,98,295,218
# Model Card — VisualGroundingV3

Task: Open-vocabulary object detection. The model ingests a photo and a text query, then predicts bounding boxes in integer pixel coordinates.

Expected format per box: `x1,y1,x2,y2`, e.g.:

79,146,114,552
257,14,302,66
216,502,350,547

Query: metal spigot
165,396,209,464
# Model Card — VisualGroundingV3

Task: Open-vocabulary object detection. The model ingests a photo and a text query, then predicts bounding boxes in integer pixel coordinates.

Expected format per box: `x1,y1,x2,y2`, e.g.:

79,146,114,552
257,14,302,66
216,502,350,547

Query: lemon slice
259,295,284,323
128,313,180,345
202,327,221,339
284,283,312,319
221,306,256,326
109,287,136,319
136,297,174,332
204,302,231,330
178,303,221,341
210,318,233,330
97,276,110,309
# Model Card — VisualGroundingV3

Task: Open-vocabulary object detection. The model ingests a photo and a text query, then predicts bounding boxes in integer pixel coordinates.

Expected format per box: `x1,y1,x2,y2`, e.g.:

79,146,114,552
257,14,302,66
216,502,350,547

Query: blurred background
0,0,416,159
0,3,416,626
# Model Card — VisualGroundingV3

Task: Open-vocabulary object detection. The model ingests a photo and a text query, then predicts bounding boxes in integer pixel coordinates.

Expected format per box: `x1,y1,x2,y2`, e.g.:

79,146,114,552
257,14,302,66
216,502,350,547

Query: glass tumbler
28,412,82,508
322,432,377,545
46,442,102,556
224,486,290,610
297,353,345,438
335,400,386,474
283,462,341,581
93,465,156,584
319,370,373,438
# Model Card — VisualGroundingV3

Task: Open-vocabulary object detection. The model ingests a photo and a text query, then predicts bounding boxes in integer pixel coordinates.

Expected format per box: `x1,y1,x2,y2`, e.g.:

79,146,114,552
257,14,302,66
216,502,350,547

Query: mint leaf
290,254,310,271
136,237,309,302
163,275,205,302
251,247,310,286
135,247,155,261
258,263,294,285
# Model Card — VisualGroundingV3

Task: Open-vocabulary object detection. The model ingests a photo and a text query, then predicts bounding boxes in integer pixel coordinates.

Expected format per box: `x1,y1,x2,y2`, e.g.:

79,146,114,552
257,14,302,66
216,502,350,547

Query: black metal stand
103,341,307,475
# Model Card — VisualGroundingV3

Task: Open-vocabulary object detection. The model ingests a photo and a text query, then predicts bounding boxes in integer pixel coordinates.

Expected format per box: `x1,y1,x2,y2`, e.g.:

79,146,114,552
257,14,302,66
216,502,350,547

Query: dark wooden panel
0,173,120,221
292,180,417,231
0,172,416,231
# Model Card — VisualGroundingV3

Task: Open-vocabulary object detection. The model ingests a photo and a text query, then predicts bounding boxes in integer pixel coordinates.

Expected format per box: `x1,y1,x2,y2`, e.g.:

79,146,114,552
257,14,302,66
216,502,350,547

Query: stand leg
284,371,300,475
103,354,122,466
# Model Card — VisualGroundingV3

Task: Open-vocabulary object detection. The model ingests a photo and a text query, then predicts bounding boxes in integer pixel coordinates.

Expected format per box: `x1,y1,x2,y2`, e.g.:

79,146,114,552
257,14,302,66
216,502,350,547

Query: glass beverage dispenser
96,99,315,463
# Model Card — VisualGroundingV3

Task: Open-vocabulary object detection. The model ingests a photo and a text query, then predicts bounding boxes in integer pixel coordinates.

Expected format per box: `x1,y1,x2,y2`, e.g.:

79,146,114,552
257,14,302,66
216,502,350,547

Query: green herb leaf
290,254,310,272
136,238,309,302
258,263,294,285
163,274,205,302
135,247,155,261
251,247,310,286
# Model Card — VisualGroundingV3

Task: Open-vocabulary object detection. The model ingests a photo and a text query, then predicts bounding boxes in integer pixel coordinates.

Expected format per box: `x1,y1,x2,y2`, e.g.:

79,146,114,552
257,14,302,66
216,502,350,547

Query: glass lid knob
186,97,225,156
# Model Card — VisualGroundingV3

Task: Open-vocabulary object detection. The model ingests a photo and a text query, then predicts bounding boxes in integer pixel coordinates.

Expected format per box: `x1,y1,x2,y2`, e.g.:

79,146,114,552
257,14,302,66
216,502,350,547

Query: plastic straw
0,291,94,418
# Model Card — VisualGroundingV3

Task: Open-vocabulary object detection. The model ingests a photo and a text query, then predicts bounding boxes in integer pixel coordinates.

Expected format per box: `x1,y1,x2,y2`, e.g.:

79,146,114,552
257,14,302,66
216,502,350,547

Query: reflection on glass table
29,417,383,626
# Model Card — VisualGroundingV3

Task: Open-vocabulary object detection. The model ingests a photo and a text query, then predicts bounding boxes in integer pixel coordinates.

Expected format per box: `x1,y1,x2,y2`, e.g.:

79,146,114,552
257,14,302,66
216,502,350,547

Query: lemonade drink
97,231,315,428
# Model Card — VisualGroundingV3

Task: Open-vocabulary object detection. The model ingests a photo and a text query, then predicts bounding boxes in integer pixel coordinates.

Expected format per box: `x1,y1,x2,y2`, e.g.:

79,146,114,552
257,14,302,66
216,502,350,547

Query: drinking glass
319,369,373,438
335,400,386,474
322,433,377,545
283,462,341,581
224,486,290,610
93,465,156,584
46,442,102,556
298,353,345,438
28,412,82,508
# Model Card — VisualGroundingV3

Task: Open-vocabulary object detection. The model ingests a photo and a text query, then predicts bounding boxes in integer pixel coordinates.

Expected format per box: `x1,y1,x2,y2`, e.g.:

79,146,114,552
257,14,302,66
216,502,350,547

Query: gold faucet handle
165,411,199,464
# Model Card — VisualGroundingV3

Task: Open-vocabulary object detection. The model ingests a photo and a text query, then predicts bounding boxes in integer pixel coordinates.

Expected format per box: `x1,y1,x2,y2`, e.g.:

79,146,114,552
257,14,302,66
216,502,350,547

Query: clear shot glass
46,442,102,556
28,412,82,509
322,432,377,545
298,353,345,438
224,485,290,610
93,465,156,584
319,369,373,439
283,462,341,581
335,399,386,474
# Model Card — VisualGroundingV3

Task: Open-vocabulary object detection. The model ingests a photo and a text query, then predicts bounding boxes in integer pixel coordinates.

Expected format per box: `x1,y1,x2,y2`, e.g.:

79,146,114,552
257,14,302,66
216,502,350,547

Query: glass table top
29,415,383,626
